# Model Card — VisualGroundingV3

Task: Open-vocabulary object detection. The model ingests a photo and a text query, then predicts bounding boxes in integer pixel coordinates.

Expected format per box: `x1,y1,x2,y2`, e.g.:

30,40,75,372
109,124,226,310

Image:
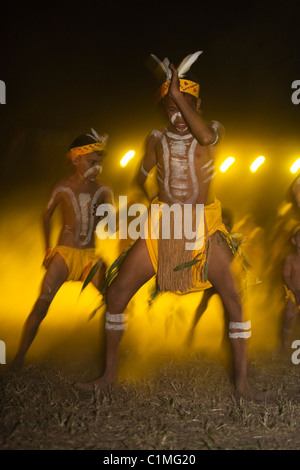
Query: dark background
0,1,299,222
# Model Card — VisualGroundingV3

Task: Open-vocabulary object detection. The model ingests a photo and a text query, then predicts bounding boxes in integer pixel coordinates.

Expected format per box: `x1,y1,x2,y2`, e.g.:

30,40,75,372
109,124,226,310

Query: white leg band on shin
229,320,251,339
105,311,127,331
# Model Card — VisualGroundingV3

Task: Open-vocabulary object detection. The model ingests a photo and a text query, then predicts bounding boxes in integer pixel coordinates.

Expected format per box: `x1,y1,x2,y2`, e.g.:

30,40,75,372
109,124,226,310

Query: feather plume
86,129,109,144
162,57,171,80
91,128,101,141
150,54,172,80
86,128,100,142
177,51,203,77
101,133,109,145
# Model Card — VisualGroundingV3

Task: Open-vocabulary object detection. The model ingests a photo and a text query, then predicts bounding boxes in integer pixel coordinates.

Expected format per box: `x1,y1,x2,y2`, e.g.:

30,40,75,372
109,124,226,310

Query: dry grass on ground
0,352,299,451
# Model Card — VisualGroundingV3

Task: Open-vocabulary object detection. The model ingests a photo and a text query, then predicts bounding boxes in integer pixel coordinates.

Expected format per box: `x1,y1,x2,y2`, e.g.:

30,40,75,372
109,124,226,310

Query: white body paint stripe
229,320,251,330
105,322,128,331
47,186,113,246
106,312,127,323
229,331,251,339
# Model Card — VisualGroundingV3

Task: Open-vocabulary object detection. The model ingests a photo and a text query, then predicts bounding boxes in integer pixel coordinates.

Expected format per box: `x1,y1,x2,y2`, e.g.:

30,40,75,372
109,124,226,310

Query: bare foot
235,386,276,403
74,376,114,393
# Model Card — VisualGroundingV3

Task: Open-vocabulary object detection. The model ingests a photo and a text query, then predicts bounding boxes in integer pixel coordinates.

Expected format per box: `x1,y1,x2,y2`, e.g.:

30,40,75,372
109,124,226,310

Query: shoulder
51,177,72,192
47,179,69,200
147,128,165,142
94,179,113,191
145,129,166,155
45,179,71,209
94,181,114,201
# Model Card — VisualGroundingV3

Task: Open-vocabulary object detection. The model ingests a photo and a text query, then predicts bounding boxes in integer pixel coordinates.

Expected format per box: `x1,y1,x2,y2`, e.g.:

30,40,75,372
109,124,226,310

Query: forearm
172,91,216,145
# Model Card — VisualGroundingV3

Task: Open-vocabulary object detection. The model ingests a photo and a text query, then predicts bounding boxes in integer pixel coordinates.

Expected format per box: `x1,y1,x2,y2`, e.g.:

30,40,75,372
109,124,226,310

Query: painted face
83,164,102,181
166,105,187,133
164,94,199,133
75,152,103,181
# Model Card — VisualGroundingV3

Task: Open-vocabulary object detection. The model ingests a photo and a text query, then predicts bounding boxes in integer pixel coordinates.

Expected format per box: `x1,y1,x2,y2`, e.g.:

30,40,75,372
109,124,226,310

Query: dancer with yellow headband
10,129,114,371
76,53,268,401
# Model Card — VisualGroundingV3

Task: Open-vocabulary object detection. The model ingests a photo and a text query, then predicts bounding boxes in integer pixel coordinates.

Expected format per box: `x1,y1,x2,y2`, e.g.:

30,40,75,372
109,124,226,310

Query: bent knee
106,277,135,312
217,288,243,320
106,281,127,304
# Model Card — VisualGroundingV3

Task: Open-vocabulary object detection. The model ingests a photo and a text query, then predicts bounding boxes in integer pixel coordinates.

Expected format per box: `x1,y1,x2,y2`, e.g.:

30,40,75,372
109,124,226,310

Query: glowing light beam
290,158,300,174
250,156,265,173
120,150,135,167
220,157,235,173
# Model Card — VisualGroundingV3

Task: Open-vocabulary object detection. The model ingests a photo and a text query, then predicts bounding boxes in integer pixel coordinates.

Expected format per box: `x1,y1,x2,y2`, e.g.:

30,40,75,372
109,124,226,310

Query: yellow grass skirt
145,198,230,294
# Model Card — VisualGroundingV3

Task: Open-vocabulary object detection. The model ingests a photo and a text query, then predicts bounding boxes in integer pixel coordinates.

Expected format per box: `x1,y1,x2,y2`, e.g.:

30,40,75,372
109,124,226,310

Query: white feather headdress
151,51,202,81
86,128,109,145
150,54,172,81
177,51,203,77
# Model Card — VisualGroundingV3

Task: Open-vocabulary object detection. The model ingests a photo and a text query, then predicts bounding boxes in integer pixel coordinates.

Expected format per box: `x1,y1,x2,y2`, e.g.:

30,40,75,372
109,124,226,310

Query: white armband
210,121,220,146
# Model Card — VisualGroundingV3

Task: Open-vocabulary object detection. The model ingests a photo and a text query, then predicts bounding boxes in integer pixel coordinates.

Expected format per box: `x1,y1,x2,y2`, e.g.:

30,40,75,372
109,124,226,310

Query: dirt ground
1,347,299,452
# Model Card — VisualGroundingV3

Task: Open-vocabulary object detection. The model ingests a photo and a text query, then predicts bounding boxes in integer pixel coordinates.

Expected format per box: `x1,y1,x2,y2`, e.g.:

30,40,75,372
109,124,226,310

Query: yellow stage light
250,156,265,172
220,157,235,172
290,158,300,174
120,150,135,167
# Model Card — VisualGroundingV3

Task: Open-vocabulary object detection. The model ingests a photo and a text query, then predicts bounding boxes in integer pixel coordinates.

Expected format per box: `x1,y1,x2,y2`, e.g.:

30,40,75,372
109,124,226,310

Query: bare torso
47,175,114,249
151,125,217,205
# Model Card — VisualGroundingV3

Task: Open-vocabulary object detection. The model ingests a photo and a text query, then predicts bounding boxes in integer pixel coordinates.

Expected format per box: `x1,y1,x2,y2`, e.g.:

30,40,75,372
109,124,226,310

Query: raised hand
168,64,181,99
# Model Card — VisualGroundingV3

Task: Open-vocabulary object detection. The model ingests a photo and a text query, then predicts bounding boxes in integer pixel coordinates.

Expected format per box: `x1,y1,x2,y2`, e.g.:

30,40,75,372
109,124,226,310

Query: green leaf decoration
173,253,203,271
230,232,247,243
88,300,106,321
148,285,162,305
102,243,133,291
203,261,209,282
81,261,100,292
79,243,136,321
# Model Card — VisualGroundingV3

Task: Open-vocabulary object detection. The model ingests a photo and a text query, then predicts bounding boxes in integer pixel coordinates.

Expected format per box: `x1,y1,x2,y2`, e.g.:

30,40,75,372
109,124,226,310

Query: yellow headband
67,142,106,158
158,79,200,101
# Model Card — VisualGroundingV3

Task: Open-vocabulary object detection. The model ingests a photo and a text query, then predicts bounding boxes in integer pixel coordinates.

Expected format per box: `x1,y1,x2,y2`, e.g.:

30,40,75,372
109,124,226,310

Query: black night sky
0,1,299,202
